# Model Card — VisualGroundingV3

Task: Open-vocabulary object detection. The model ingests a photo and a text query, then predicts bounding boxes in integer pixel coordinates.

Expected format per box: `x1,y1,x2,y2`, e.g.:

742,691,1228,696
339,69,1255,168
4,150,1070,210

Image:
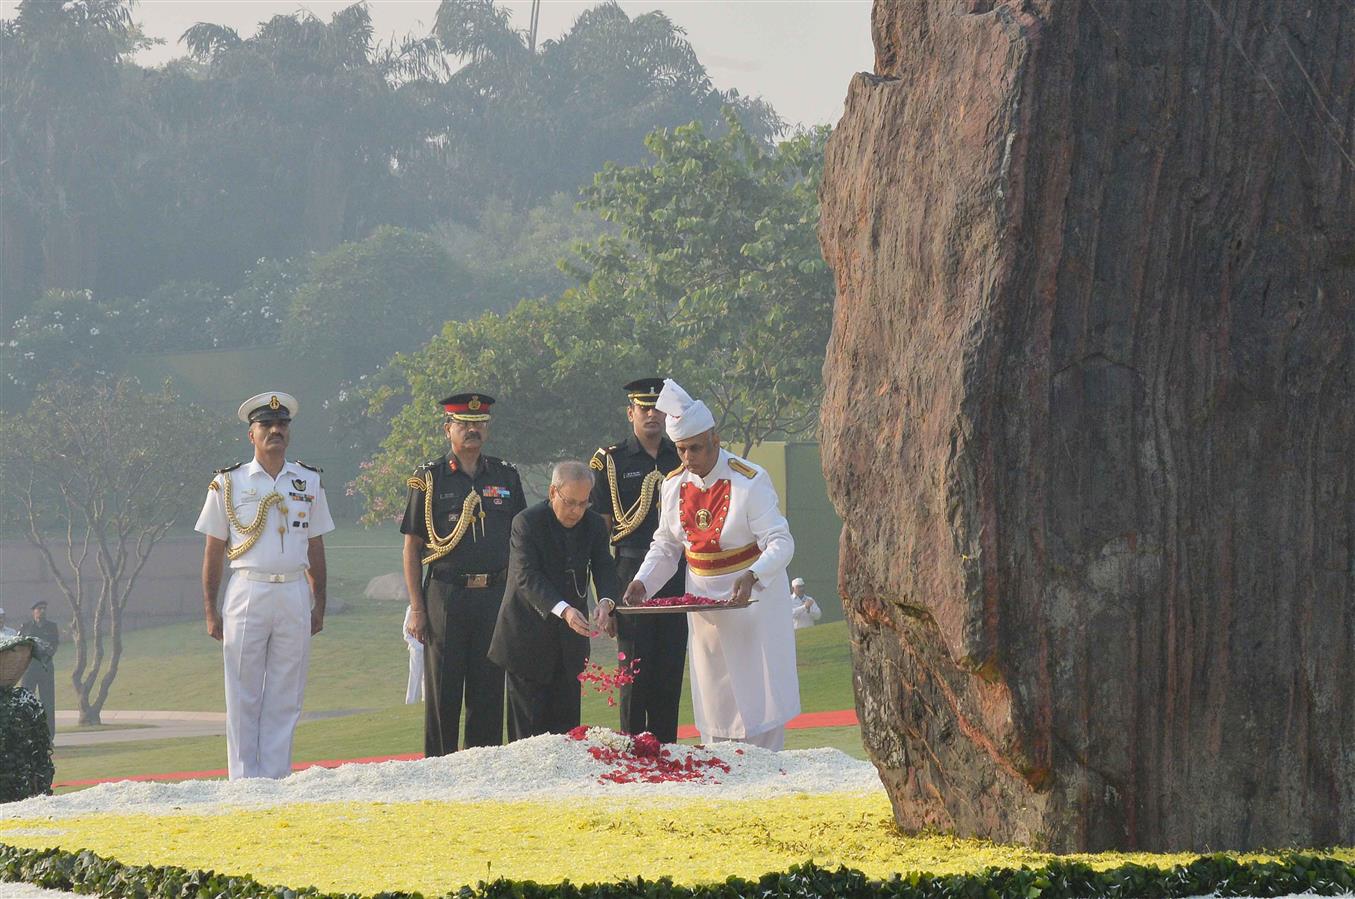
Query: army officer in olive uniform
402,393,526,755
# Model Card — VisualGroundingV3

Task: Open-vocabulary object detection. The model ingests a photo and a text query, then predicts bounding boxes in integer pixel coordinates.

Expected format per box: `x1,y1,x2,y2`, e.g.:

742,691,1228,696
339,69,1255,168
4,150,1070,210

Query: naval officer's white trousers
222,571,311,779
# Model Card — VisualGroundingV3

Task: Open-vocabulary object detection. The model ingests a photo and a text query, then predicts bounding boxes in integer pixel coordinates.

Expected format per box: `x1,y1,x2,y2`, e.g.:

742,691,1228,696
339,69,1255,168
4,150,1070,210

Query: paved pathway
54,708,372,747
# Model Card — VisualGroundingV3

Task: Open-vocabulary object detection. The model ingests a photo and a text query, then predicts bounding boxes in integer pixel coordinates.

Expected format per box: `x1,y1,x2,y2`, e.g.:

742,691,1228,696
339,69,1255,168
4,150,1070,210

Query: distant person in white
196,391,333,780
789,578,821,629
0,607,16,638
403,604,424,704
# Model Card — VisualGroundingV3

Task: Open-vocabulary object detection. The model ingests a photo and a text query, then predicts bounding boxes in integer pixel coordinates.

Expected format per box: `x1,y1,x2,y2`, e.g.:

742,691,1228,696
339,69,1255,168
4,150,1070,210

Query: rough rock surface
818,0,1353,852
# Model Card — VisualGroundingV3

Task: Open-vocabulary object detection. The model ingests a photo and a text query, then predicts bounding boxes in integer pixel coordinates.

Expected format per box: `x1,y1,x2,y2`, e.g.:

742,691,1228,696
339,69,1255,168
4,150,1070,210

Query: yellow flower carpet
2,732,1349,896
0,793,1300,896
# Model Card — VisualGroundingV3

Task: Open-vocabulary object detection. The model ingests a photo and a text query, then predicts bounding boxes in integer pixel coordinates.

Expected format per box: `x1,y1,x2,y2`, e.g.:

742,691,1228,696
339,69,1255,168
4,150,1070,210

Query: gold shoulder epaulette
665,465,686,480
295,460,323,473
728,457,757,479
207,479,220,492
589,448,606,471
408,461,434,490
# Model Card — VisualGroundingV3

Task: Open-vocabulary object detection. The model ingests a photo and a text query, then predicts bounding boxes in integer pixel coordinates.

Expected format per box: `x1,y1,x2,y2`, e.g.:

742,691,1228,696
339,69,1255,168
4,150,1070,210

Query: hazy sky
9,1,876,129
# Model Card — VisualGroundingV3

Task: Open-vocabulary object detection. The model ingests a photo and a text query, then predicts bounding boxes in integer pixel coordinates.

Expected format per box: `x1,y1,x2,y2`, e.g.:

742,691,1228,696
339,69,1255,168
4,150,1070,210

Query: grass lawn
46,554,860,785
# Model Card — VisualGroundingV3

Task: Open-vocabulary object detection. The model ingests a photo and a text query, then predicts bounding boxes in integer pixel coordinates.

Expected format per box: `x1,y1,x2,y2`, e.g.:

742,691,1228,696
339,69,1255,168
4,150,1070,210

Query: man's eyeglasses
556,496,591,511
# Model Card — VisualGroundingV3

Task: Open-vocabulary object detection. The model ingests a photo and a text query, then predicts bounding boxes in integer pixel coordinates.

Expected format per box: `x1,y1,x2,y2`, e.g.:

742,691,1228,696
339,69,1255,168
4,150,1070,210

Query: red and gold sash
686,541,762,575
679,479,760,575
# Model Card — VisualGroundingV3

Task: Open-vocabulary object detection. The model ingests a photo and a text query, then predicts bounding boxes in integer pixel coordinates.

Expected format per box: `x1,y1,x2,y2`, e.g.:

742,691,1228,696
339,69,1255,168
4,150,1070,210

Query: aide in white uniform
616,380,800,750
196,391,334,780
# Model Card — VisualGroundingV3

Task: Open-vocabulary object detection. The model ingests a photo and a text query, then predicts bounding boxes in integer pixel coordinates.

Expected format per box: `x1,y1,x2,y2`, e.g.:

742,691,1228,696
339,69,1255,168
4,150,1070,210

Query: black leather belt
430,569,506,589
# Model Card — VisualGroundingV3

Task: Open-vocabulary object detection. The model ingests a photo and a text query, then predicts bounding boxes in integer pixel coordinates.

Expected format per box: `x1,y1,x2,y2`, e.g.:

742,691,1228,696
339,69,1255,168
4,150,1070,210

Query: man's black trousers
20,661,56,740
615,554,687,743
505,667,581,740
423,577,505,755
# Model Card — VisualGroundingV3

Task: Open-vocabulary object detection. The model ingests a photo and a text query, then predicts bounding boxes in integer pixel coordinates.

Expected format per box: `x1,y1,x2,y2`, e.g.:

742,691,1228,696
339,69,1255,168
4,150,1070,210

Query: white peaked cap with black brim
238,391,299,424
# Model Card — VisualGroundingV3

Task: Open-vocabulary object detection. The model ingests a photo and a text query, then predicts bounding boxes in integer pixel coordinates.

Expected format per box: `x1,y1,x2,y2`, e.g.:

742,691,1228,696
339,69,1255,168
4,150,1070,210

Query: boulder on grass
364,573,409,602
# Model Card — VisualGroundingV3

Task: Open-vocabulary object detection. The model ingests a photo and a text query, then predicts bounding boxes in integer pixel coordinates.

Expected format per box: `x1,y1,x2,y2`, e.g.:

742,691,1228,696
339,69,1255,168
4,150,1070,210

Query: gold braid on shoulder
409,471,484,565
221,474,286,561
606,454,663,545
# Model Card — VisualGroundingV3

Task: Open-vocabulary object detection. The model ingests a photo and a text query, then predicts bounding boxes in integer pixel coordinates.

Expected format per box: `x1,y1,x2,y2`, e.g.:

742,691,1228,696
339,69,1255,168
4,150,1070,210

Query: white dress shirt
195,459,335,571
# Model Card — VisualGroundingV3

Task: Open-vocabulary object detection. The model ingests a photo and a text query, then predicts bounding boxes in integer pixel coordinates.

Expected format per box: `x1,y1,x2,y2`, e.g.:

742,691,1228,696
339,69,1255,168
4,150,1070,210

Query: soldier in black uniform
589,378,687,743
401,392,526,755
19,600,60,739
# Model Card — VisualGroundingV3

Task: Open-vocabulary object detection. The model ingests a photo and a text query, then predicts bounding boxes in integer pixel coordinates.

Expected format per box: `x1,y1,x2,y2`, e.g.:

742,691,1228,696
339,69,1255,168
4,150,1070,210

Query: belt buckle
268,573,285,583
466,573,488,588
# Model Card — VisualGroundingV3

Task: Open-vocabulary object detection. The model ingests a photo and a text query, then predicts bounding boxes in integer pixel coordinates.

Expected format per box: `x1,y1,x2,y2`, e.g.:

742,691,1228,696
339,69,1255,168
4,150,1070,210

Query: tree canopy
354,117,832,522
1,0,833,532
284,226,470,377
577,115,833,455
0,0,784,316
429,0,782,214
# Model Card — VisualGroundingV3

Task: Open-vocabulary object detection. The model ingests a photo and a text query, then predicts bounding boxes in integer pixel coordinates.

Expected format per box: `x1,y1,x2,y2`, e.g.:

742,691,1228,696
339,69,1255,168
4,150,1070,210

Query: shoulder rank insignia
665,464,686,480
408,460,438,491
295,460,322,473
210,462,242,488
486,455,516,470
727,457,758,479
589,446,610,471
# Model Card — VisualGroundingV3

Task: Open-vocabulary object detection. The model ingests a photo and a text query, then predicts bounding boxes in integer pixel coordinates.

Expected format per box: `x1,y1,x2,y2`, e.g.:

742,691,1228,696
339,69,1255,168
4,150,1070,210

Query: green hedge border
2,842,1352,899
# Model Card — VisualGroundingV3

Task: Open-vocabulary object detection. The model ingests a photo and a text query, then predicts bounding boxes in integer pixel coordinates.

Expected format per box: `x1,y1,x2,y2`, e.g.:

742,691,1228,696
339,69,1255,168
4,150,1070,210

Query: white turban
656,379,716,441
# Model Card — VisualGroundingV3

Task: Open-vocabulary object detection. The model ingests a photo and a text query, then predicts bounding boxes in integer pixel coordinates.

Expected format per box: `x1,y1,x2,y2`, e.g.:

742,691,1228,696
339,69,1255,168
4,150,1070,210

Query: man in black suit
489,460,621,740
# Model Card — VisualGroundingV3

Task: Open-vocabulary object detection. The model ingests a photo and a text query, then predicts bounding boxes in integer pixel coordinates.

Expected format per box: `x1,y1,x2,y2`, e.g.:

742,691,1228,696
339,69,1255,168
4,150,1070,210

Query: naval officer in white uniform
611,380,800,750
197,391,334,779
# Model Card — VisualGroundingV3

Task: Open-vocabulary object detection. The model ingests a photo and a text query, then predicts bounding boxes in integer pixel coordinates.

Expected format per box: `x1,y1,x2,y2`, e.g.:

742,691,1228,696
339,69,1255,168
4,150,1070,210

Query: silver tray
615,598,756,614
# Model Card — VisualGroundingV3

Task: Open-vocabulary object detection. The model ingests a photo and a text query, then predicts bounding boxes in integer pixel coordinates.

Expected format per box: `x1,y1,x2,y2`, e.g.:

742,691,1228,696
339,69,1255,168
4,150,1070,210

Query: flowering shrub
3,260,301,402
2,290,121,395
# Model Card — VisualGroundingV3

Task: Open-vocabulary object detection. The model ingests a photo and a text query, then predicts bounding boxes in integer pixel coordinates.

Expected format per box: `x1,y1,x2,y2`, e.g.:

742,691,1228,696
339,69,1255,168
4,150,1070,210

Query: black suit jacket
488,501,620,684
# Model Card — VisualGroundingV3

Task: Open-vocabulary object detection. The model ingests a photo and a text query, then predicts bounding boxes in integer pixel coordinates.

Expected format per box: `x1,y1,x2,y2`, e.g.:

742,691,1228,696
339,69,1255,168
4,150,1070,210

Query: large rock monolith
818,0,1353,852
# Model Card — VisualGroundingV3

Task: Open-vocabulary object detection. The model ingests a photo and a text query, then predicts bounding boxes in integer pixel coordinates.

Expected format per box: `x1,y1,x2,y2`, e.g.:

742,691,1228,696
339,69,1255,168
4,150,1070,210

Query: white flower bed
3,733,882,821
